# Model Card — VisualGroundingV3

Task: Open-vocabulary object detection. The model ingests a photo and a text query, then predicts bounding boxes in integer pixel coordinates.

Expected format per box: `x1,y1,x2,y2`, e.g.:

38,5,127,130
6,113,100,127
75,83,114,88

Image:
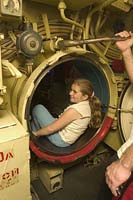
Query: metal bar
57,36,131,49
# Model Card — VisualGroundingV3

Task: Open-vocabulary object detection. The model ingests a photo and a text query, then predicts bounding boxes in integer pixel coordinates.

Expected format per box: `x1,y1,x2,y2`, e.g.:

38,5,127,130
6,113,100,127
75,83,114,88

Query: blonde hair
73,78,102,128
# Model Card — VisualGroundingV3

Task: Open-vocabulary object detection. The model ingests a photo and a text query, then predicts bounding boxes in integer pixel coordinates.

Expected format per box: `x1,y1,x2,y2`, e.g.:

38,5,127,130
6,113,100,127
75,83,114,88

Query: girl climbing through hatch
31,78,102,147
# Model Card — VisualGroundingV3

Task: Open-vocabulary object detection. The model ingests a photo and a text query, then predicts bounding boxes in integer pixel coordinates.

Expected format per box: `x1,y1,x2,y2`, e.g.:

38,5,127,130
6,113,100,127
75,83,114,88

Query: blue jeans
31,104,70,147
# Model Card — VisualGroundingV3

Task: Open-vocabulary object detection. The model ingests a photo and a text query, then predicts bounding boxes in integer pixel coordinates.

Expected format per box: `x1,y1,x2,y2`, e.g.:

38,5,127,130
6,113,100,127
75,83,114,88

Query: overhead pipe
58,0,86,48
85,0,118,39
84,0,118,62
58,0,83,29
95,10,107,35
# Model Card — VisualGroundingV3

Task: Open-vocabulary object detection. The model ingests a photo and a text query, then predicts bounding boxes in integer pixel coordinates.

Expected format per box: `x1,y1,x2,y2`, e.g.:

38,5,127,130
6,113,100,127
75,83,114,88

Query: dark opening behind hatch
30,58,109,155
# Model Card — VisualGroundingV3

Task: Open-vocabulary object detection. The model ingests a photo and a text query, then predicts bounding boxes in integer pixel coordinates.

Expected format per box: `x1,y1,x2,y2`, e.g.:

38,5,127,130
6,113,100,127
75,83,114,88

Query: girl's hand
32,131,38,137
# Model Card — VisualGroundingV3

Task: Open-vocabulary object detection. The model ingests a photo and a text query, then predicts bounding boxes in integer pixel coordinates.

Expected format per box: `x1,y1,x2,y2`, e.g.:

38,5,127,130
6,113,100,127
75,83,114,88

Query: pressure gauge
1,0,22,16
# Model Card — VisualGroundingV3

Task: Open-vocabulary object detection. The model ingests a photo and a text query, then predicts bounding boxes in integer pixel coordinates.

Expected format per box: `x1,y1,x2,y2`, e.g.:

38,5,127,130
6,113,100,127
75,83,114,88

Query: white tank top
59,100,91,144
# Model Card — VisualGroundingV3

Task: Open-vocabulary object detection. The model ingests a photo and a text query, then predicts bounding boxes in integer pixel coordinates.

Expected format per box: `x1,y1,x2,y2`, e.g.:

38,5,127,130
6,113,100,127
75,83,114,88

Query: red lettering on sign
0,152,14,162
2,172,10,180
0,152,4,162
11,168,19,176
5,152,13,160
2,168,19,180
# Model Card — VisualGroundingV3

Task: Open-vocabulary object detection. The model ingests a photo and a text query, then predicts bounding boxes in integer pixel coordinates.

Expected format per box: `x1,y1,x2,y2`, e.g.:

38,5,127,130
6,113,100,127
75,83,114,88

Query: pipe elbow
58,1,66,10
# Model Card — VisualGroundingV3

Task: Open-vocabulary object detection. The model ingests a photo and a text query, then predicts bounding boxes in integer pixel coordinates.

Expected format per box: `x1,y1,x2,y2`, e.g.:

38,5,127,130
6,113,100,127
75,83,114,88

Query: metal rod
57,36,131,49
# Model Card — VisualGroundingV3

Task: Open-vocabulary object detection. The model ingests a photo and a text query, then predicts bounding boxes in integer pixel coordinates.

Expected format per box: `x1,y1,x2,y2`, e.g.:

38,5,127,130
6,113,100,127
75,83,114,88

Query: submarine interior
0,0,133,199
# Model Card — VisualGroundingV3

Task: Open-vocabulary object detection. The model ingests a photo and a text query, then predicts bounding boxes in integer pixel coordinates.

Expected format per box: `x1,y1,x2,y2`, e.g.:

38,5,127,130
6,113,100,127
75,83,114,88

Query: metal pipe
42,13,51,40
58,0,87,48
57,36,130,49
58,0,83,30
85,0,117,39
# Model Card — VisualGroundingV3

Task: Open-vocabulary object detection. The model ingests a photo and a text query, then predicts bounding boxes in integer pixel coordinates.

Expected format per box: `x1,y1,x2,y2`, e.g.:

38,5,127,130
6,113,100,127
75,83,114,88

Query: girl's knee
32,104,44,114
32,104,49,120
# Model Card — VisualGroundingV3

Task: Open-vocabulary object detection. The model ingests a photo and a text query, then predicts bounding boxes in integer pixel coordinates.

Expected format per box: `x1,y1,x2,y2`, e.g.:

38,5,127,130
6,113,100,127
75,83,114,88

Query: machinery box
0,110,31,200
38,163,64,193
